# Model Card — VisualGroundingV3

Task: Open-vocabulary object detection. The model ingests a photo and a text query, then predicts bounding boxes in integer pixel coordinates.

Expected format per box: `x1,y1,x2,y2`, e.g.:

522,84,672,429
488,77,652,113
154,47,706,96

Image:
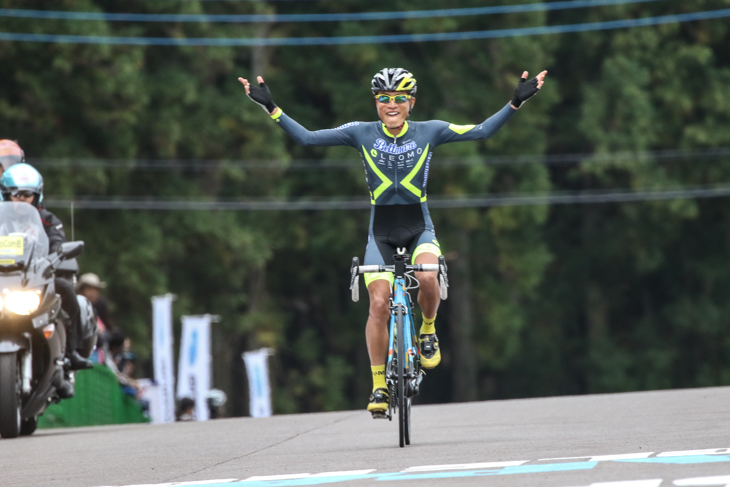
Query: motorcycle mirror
59,241,84,260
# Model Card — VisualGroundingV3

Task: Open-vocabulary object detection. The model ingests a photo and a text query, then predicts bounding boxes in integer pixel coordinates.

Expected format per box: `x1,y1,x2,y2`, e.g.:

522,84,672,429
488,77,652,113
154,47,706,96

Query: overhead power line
43,185,730,211
0,0,666,23
27,148,730,171
0,8,727,46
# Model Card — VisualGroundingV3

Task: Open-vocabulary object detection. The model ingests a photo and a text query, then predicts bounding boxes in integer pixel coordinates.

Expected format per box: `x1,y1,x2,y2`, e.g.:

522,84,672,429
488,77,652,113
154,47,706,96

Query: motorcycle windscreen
0,202,49,267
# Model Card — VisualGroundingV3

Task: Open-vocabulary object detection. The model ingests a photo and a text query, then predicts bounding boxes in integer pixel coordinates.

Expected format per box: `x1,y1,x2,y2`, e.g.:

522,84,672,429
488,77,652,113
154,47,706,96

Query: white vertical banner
177,315,212,421
242,348,273,418
152,295,176,423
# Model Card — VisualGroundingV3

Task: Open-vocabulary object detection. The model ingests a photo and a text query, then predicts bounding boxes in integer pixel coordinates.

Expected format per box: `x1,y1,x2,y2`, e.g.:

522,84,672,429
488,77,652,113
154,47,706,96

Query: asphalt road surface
2,386,730,487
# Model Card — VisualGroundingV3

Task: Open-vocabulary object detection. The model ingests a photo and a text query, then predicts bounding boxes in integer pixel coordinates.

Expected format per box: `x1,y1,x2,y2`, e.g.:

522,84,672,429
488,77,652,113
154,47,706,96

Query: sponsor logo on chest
372,138,423,169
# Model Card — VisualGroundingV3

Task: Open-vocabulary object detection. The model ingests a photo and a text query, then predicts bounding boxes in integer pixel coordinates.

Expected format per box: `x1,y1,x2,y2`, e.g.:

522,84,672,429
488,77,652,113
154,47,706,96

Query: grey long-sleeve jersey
269,103,516,205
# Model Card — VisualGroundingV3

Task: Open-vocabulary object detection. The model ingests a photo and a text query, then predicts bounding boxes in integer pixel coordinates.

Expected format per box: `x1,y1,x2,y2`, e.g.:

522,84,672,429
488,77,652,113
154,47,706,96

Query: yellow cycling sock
371,365,386,392
420,314,436,335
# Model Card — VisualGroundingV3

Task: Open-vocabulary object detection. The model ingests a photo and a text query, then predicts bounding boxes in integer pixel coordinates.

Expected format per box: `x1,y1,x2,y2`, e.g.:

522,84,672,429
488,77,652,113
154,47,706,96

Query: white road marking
242,469,375,481
243,474,310,481
540,453,655,462
404,461,528,472
674,474,730,486
659,449,730,458
171,482,239,486
561,480,662,487
309,470,376,477
94,446,730,487
95,482,238,487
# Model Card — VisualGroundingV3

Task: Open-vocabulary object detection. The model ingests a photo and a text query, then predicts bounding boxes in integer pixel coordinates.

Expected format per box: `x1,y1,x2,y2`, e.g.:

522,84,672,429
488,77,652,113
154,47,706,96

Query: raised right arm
240,76,357,148
269,109,358,147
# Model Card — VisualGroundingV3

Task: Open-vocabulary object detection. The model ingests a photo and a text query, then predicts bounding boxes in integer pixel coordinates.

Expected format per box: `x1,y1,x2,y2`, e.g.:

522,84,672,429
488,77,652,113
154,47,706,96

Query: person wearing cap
77,273,115,331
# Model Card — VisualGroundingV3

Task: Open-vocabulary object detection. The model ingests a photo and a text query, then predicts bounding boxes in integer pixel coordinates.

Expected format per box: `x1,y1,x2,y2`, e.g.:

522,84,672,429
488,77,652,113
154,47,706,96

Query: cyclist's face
375,91,415,128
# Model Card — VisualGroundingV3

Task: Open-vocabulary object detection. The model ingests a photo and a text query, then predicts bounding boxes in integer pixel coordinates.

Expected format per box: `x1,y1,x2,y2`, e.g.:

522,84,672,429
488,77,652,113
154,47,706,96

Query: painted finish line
94,448,730,487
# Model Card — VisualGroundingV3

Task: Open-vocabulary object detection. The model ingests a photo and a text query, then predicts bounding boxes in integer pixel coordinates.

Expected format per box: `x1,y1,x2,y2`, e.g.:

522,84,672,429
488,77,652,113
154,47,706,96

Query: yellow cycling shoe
367,388,389,418
419,333,441,369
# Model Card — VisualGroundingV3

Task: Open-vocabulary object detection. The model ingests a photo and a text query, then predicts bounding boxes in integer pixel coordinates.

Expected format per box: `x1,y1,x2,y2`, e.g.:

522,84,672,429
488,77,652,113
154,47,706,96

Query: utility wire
27,148,730,171
42,185,730,211
0,0,666,23
1,7,727,46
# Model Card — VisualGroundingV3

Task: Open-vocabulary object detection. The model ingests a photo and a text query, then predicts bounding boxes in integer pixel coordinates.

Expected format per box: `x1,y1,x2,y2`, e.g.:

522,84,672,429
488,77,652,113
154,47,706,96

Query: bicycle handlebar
356,264,439,274
350,256,448,303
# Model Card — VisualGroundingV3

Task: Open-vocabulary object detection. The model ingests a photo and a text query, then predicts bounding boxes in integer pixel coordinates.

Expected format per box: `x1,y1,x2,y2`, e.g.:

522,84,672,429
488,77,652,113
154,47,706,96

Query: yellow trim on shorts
364,242,442,287
364,272,394,288
412,242,441,263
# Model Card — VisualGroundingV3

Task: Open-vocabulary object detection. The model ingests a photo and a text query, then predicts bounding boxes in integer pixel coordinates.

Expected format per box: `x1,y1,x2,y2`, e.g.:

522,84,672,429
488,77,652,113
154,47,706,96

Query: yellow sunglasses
374,94,412,104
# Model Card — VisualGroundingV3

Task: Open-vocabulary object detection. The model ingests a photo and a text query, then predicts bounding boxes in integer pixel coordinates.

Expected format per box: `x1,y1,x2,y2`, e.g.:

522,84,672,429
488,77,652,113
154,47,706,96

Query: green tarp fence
38,365,149,428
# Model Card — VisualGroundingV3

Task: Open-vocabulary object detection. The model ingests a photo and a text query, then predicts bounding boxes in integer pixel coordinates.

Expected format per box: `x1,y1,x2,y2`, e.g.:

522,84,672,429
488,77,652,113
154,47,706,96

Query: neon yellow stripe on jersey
270,107,283,121
381,120,409,139
362,146,393,203
448,124,475,134
400,144,430,199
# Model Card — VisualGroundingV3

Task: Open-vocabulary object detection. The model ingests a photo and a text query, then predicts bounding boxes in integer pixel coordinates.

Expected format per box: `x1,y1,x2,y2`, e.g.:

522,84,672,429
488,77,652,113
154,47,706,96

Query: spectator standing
77,273,115,331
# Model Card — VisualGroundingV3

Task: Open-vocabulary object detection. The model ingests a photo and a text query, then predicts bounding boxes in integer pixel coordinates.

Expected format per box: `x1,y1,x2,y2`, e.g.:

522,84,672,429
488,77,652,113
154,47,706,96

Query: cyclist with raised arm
239,67,547,416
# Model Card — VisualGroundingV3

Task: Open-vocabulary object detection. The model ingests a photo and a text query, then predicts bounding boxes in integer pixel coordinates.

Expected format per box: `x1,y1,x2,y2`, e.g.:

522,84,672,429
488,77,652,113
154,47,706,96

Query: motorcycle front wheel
0,352,21,438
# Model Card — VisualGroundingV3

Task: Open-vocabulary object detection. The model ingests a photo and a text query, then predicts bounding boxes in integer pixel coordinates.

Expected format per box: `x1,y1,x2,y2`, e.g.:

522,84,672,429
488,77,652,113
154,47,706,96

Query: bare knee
367,282,391,322
416,273,438,293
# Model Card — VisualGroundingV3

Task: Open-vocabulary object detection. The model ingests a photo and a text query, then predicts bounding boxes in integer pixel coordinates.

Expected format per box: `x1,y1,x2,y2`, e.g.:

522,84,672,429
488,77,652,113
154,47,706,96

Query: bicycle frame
386,274,422,409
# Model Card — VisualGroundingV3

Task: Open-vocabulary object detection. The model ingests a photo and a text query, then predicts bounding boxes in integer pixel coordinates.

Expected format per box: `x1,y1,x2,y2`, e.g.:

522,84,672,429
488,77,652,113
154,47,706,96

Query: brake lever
438,255,449,300
438,255,449,287
350,257,360,302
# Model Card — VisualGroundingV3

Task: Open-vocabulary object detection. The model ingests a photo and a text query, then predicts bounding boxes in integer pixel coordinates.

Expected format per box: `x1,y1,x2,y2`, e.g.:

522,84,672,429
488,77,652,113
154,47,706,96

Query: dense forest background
2,0,730,416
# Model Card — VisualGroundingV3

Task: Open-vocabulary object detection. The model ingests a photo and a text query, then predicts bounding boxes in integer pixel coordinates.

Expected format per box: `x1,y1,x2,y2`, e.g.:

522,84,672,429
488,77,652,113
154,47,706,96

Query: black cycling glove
510,75,540,108
247,81,277,113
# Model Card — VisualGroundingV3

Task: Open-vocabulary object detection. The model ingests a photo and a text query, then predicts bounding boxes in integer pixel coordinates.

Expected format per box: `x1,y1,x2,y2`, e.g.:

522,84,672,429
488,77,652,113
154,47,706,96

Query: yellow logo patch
0,236,24,255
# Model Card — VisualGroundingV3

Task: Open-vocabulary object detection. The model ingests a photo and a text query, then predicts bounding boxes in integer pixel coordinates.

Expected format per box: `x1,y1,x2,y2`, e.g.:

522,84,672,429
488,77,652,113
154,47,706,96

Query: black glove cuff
265,100,277,112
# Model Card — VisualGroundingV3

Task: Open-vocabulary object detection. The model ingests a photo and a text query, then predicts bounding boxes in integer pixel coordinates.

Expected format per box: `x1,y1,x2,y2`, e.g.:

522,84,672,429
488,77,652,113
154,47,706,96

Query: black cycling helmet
0,140,25,171
371,68,417,95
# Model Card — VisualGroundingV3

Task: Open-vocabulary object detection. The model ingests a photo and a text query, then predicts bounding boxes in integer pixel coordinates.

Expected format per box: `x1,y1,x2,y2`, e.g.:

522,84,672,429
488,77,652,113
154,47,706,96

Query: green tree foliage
2,0,730,415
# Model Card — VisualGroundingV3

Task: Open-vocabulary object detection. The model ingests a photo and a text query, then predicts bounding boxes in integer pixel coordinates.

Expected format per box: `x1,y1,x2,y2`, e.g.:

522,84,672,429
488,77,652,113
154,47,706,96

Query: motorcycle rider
0,140,24,176
0,163,94,380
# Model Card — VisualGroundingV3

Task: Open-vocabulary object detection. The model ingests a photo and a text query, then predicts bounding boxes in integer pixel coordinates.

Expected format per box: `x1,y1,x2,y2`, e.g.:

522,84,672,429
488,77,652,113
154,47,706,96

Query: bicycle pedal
371,411,387,420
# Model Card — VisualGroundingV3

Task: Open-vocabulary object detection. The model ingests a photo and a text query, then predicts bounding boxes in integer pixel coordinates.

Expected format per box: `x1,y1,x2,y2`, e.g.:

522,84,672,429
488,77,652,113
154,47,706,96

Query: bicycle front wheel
396,306,408,448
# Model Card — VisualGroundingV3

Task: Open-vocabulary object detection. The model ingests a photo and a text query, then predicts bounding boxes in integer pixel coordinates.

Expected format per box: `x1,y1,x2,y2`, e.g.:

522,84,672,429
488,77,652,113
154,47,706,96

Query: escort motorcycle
0,202,96,438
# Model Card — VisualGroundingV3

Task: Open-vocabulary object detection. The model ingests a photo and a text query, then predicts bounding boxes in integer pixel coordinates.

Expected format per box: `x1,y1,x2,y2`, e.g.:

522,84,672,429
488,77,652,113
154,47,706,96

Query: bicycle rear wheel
396,307,408,448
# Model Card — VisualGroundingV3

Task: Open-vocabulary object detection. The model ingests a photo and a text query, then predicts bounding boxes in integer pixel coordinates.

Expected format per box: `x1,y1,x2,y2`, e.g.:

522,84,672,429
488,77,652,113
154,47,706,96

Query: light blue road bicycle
350,248,448,447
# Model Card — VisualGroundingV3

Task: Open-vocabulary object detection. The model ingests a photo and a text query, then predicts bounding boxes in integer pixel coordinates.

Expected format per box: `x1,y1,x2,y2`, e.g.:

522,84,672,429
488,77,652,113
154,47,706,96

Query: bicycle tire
404,310,414,445
405,396,411,445
396,306,407,448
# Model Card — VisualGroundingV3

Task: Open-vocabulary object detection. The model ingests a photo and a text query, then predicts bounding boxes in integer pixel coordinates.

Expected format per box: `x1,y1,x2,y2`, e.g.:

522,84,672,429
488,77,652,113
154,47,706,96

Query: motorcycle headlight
5,291,41,315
